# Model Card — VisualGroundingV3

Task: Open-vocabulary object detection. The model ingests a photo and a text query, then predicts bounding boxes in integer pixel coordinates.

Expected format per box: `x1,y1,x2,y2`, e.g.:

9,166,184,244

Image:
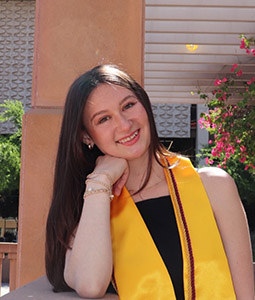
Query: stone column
17,0,144,287
196,104,209,165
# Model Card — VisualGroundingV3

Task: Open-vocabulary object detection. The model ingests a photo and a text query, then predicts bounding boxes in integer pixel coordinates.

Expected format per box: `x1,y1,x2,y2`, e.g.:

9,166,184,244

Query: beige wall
32,0,144,107
145,0,255,104
17,0,144,288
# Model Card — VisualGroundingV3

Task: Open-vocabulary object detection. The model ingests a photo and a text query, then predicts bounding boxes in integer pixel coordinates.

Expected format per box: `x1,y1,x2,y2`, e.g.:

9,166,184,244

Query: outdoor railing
0,218,18,238
0,243,17,296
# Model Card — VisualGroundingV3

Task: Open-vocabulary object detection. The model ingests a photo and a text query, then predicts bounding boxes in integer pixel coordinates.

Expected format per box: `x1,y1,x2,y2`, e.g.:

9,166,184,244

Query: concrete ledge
2,265,255,299
1,276,118,300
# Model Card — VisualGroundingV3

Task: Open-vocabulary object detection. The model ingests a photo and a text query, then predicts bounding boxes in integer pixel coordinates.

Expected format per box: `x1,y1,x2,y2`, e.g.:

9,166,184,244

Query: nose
115,113,132,132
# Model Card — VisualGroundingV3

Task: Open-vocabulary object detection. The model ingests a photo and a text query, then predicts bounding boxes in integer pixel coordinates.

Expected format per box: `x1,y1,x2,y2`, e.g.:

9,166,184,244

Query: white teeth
118,130,138,144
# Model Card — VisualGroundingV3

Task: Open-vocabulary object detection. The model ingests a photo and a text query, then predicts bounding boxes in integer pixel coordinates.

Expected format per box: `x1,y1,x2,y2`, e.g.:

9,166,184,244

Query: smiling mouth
117,130,139,144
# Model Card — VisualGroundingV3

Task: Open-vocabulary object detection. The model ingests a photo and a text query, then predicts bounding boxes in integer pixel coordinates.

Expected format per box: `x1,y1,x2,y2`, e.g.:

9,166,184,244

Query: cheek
140,109,150,128
135,104,148,120
90,127,112,147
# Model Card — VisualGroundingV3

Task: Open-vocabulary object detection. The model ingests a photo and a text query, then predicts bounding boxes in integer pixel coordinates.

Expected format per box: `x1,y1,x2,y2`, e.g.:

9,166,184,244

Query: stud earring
88,143,93,150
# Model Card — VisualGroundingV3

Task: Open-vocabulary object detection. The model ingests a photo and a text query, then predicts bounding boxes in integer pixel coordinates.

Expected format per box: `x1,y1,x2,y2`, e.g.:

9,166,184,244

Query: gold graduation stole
110,156,236,299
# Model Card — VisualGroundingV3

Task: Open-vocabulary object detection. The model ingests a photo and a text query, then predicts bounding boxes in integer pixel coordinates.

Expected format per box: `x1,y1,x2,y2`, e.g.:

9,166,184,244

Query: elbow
75,281,107,299
64,269,107,298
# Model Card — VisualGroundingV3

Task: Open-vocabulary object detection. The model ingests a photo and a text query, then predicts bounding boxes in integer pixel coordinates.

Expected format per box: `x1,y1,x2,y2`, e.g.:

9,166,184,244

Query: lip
117,129,140,146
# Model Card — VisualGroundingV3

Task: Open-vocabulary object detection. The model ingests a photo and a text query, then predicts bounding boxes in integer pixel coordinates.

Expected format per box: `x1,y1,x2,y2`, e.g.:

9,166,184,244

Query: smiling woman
82,84,151,161
45,65,254,300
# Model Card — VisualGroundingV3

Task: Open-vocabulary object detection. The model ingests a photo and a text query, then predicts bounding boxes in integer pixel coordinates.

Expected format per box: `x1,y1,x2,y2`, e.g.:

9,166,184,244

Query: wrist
87,171,113,186
83,187,113,200
84,176,114,201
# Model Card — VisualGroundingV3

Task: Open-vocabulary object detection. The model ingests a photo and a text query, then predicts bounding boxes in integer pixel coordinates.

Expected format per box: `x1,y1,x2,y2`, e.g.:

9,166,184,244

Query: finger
112,167,129,196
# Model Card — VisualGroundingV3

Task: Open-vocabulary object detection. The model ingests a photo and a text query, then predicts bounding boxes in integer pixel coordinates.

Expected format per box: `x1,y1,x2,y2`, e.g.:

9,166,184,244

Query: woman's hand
94,155,129,196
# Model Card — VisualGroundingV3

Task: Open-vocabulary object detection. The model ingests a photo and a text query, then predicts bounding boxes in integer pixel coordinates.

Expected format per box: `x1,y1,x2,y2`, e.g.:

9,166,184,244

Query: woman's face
83,83,151,161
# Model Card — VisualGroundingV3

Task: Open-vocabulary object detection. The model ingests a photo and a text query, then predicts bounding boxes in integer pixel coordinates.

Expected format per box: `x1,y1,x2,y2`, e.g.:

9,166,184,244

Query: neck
126,152,165,193
126,152,149,189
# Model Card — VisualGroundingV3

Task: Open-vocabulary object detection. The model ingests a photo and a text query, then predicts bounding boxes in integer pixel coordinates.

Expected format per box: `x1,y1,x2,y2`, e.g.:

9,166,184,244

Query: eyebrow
90,94,137,122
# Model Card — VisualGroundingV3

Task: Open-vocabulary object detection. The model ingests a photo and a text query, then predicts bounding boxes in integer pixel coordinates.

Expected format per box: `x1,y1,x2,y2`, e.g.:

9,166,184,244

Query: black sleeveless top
107,195,185,300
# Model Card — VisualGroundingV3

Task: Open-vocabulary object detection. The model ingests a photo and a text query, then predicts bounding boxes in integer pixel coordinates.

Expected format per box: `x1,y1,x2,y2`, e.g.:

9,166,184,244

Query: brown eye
98,116,110,124
123,102,135,110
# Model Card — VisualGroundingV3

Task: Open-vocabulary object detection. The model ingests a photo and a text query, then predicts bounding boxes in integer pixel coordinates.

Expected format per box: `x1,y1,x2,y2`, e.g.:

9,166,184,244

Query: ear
81,132,94,147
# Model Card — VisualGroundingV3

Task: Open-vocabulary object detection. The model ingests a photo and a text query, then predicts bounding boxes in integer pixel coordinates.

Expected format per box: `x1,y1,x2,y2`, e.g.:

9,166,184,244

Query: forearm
64,186,113,298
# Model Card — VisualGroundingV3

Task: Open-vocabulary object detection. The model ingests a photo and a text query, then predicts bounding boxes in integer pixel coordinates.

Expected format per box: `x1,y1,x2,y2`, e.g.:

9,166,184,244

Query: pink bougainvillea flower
206,157,213,165
240,145,247,152
231,64,238,72
214,79,222,86
240,156,246,163
240,39,246,49
214,78,227,86
211,148,217,157
236,70,243,76
208,140,212,144
246,49,250,54
244,164,255,171
247,77,255,85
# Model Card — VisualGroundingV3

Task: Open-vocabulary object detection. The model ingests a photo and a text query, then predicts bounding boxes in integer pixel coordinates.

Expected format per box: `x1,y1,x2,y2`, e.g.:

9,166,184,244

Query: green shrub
0,100,24,218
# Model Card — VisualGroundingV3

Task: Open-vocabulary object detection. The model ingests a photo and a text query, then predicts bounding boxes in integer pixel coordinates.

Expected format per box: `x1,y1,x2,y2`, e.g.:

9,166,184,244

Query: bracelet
83,187,114,200
87,172,113,185
85,178,111,190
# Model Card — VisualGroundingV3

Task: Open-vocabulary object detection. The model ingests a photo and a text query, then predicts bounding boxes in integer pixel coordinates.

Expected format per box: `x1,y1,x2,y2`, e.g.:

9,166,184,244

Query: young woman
45,65,254,300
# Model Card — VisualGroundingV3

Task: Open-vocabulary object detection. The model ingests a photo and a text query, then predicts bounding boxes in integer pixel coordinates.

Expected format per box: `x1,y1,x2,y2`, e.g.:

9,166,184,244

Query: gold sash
110,156,236,299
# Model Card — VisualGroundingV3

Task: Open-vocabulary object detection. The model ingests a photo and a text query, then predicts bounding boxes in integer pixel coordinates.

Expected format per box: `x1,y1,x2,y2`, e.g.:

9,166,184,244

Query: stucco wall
17,0,144,287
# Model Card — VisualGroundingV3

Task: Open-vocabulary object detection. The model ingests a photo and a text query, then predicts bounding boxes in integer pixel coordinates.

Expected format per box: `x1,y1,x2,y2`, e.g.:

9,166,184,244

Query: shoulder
197,166,234,186
197,167,239,213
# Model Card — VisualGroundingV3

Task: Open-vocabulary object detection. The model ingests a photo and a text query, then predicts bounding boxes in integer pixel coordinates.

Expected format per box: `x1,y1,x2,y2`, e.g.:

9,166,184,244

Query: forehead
85,83,136,109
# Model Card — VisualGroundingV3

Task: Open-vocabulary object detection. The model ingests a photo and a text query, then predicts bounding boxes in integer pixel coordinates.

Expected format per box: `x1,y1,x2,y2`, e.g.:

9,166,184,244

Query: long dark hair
45,65,165,291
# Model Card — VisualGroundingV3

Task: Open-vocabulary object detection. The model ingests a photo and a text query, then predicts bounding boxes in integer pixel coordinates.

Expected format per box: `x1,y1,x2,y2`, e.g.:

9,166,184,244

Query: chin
124,149,149,161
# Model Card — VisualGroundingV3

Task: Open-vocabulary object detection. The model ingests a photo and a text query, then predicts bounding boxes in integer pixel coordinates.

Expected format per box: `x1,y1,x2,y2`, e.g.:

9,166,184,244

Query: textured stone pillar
17,0,144,287
196,104,209,165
